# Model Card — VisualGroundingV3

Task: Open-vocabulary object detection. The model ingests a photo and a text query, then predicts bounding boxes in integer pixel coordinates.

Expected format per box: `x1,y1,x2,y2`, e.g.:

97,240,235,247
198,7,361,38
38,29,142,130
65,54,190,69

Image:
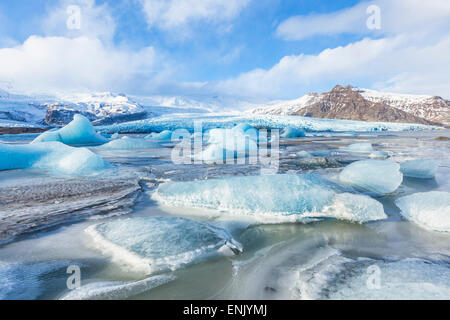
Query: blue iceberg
396,191,450,232
339,160,403,195
400,160,439,179
0,141,108,176
280,126,306,138
154,174,386,223
33,114,108,146
97,136,159,150
86,217,242,274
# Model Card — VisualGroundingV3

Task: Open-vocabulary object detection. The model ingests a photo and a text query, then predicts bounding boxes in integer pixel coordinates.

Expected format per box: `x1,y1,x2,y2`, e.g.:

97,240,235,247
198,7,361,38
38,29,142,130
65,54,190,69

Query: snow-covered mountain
354,88,450,125
44,92,148,125
249,85,449,126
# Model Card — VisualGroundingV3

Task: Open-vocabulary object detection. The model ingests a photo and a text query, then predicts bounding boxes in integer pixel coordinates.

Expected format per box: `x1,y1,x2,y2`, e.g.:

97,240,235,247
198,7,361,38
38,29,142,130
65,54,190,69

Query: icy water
0,127,449,300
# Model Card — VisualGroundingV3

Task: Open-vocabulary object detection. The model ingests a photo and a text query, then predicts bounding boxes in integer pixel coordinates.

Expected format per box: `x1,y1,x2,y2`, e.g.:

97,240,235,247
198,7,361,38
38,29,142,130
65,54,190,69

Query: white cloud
276,0,450,41
139,0,250,30
42,0,116,42
0,36,160,94
214,34,450,99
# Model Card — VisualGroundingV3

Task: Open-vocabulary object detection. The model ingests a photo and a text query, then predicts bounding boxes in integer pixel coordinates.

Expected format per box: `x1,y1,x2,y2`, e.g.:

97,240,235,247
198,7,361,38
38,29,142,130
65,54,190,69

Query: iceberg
339,160,403,195
145,130,173,140
197,126,258,162
96,136,159,150
340,142,373,152
296,151,313,158
32,114,108,146
0,141,107,176
400,160,439,179
396,191,450,232
86,217,242,274
280,126,306,138
369,150,389,159
154,174,386,223
60,275,175,300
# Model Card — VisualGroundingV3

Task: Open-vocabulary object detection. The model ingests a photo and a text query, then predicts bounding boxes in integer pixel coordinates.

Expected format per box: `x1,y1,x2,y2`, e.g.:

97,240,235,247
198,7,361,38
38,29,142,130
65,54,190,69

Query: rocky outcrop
293,85,436,125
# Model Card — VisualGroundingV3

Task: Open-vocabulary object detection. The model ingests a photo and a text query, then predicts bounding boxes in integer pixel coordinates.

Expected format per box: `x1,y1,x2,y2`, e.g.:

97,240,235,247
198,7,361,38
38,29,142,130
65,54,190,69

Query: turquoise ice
0,141,107,175
154,174,386,223
32,114,108,146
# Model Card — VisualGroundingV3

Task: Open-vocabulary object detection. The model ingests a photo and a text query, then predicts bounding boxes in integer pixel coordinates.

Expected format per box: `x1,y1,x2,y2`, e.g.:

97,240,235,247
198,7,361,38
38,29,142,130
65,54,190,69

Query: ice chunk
111,133,120,140
86,217,242,274
96,136,159,150
145,130,173,140
154,174,386,223
0,141,107,176
197,127,258,162
340,142,373,152
400,159,439,179
60,275,175,300
296,151,313,158
281,126,306,138
396,191,450,232
33,114,108,146
369,150,389,159
339,160,403,194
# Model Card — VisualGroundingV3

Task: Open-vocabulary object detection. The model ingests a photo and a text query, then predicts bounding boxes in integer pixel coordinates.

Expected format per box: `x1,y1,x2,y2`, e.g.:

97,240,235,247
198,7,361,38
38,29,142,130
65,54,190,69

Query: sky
0,0,449,101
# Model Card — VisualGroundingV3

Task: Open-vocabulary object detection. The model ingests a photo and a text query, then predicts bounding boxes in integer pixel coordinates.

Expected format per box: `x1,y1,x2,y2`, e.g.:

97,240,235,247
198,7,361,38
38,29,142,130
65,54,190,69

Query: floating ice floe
0,141,108,175
396,191,450,232
280,126,306,138
292,252,450,300
32,114,108,146
368,150,389,159
400,159,439,179
340,142,373,152
60,275,175,300
0,260,73,300
154,174,386,223
86,217,242,274
96,136,159,150
339,160,403,195
145,130,173,140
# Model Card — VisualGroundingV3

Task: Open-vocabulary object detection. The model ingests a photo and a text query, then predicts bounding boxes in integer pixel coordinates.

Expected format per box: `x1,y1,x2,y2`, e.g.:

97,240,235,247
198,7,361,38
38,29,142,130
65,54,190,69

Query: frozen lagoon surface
0,114,449,300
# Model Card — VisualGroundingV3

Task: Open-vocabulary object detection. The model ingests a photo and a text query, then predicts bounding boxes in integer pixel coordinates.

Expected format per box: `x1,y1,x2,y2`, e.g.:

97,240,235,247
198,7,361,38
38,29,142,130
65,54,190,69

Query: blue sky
0,0,449,101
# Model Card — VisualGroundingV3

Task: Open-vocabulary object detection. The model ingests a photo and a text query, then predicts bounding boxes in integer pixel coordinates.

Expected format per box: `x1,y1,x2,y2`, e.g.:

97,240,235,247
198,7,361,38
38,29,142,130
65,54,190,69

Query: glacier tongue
154,174,386,223
86,217,242,274
32,114,108,146
339,160,403,195
396,191,450,232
